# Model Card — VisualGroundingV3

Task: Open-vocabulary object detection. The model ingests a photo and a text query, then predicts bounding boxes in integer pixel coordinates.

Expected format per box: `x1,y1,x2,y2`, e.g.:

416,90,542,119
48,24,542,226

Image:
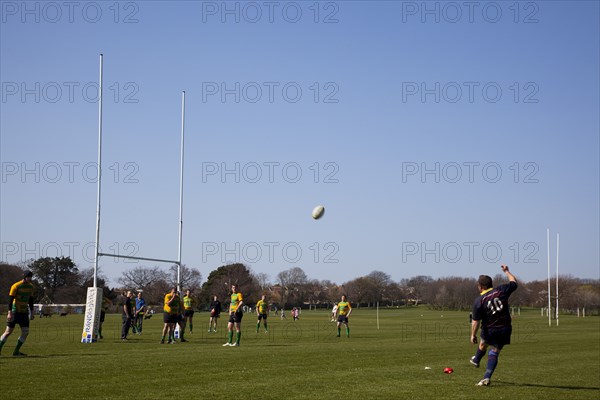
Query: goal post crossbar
97,252,180,265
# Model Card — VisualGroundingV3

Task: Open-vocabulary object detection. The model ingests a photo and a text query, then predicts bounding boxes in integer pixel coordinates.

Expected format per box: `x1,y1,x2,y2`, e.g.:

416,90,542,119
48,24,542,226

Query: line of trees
0,258,202,307
1,259,599,315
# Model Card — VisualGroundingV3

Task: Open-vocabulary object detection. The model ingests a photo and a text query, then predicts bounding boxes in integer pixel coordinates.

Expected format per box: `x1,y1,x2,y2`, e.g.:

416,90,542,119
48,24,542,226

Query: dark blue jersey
472,281,517,329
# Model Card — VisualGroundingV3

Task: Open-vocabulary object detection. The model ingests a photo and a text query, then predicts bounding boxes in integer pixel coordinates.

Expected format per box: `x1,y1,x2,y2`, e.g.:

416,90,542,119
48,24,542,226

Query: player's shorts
258,313,268,320
337,315,349,324
100,310,106,322
7,312,30,329
163,313,178,324
184,310,194,317
481,326,512,350
229,311,243,323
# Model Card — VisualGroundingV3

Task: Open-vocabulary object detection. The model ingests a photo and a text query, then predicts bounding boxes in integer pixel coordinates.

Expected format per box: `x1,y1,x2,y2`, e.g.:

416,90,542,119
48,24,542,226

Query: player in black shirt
470,265,518,386
120,291,134,341
208,295,221,333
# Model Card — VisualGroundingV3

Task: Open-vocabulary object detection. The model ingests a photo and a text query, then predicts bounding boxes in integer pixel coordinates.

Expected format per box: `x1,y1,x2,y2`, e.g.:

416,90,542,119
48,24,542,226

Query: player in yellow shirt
0,271,35,356
161,287,181,344
336,295,352,338
256,295,269,333
179,289,195,341
223,284,243,347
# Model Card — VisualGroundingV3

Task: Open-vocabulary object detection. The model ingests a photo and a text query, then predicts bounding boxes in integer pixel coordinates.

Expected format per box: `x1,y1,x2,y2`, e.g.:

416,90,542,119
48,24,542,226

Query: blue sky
1,1,598,286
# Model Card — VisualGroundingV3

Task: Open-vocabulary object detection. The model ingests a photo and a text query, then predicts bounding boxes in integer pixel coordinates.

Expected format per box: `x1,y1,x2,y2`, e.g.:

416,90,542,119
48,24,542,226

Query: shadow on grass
500,381,600,391
1,354,78,359
10,353,113,358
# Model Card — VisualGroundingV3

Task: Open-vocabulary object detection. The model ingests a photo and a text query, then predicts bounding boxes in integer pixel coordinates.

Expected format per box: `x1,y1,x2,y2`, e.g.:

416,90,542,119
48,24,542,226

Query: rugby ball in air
312,205,325,220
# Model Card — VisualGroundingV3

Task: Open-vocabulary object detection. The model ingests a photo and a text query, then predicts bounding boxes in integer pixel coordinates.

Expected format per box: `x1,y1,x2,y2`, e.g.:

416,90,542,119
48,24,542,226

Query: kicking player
256,295,269,333
223,284,243,347
336,295,352,338
0,271,35,356
470,265,518,386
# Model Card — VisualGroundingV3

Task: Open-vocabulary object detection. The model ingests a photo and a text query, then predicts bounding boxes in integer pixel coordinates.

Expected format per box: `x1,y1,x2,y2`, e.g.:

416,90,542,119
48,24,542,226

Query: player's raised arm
501,265,517,283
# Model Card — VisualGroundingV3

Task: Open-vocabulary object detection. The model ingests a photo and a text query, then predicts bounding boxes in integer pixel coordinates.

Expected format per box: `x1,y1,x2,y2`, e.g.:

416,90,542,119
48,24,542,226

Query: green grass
1,308,598,399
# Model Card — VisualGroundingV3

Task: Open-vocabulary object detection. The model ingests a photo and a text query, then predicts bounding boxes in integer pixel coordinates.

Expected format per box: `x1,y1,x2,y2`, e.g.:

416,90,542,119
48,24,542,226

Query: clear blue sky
1,1,598,286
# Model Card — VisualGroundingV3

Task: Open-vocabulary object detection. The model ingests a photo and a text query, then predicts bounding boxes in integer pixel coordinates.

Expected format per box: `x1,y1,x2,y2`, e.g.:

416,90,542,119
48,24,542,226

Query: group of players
159,287,196,344
0,265,518,387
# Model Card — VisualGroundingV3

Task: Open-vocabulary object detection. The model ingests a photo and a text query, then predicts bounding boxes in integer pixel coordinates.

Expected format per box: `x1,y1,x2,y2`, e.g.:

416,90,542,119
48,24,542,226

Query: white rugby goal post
82,54,187,343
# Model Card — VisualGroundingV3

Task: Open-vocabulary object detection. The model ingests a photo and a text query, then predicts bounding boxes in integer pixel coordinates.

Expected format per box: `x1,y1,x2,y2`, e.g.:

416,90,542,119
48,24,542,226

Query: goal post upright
82,54,105,343
177,91,186,293
547,228,551,327
556,233,559,326
93,53,104,289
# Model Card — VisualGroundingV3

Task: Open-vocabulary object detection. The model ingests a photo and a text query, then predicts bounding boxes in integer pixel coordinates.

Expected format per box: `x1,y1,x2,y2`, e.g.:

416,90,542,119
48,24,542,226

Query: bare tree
168,264,202,292
276,267,308,306
401,275,433,305
254,272,271,291
277,267,308,287
117,266,167,290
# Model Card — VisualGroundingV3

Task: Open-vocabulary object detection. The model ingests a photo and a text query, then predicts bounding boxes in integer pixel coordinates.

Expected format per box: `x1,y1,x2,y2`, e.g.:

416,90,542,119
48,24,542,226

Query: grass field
1,308,598,399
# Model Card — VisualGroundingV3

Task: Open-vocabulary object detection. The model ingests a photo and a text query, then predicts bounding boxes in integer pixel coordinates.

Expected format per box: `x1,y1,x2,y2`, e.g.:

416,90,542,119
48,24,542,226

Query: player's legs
161,323,169,343
137,314,143,333
336,321,342,337
256,316,261,333
234,321,242,346
263,314,268,332
121,315,131,340
178,318,187,342
344,321,350,337
9,315,30,356
0,326,15,355
482,346,501,381
178,319,185,341
99,311,106,339
188,314,194,333
13,326,29,355
224,321,235,345
476,327,510,385
168,322,177,343
471,341,488,367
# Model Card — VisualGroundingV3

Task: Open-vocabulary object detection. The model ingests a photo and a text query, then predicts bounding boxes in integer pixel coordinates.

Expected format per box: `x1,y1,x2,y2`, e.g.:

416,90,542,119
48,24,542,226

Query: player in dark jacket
470,265,518,386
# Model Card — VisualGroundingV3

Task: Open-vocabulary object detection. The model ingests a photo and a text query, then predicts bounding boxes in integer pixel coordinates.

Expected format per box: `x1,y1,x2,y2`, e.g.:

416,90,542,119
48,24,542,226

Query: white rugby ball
312,205,325,220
